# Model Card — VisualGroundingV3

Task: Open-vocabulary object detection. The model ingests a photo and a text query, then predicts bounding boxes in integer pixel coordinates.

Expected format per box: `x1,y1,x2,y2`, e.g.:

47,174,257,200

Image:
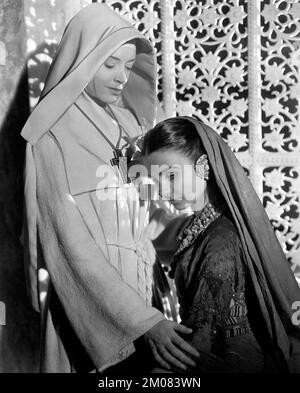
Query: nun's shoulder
33,129,59,157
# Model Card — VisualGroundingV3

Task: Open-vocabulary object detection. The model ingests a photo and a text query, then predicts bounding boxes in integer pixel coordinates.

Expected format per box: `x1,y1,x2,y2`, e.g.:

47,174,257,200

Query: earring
195,154,209,180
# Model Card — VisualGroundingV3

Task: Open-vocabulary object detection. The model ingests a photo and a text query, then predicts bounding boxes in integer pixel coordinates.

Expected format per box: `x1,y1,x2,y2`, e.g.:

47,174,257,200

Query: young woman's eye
167,172,176,181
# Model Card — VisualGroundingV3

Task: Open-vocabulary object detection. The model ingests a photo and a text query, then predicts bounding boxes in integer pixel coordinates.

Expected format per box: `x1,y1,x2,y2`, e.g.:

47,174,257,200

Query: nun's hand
145,320,199,371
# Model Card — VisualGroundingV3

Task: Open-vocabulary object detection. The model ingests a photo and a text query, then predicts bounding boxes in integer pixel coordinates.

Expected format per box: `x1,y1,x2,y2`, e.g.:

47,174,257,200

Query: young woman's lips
171,200,186,209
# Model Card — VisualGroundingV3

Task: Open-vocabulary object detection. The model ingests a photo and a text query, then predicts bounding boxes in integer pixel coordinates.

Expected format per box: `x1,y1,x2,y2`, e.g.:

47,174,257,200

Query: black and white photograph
0,0,300,384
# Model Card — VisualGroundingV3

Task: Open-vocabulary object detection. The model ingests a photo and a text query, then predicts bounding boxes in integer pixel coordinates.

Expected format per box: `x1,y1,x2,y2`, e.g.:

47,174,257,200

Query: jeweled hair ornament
195,154,209,180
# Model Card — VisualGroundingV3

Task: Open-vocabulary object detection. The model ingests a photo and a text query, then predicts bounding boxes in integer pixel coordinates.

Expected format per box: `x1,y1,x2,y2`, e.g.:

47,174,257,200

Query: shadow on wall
0,61,40,372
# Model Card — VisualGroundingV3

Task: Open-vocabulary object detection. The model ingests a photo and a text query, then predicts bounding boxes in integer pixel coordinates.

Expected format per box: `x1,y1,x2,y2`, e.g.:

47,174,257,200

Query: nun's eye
104,61,116,69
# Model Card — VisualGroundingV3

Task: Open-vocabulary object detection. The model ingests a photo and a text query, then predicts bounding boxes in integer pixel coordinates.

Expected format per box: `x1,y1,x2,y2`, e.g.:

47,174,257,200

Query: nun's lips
108,87,123,94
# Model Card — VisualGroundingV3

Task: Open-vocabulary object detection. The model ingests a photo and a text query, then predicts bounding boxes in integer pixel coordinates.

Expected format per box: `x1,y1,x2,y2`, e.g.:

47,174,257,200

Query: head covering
177,116,300,372
21,3,158,145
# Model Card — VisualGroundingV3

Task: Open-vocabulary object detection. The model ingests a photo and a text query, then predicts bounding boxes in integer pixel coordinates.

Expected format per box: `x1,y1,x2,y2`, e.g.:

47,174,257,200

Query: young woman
141,116,300,373
20,4,198,373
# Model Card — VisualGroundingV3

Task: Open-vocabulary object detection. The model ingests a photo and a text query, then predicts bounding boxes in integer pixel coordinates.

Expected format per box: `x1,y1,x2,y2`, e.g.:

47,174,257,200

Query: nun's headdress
21,3,157,145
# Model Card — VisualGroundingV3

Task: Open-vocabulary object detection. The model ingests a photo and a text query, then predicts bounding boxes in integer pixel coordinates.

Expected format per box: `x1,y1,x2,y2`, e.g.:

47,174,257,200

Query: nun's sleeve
147,201,190,265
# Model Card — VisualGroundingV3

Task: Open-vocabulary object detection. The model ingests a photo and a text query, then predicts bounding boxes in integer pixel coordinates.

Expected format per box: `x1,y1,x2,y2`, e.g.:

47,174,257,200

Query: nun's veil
181,116,300,372
21,3,158,145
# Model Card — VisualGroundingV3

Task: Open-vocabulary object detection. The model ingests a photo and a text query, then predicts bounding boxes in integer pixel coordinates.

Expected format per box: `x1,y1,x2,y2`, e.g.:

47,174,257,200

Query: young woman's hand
145,320,199,371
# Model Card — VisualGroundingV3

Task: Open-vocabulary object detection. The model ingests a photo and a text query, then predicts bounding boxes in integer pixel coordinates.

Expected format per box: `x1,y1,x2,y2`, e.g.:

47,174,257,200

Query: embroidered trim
225,325,252,339
175,203,222,256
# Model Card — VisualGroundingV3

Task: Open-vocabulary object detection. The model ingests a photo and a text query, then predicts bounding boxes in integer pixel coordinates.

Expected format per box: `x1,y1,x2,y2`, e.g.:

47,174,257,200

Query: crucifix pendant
110,149,131,184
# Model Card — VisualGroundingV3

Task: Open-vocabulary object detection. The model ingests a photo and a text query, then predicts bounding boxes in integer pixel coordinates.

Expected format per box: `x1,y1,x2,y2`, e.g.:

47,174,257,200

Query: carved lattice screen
24,0,300,281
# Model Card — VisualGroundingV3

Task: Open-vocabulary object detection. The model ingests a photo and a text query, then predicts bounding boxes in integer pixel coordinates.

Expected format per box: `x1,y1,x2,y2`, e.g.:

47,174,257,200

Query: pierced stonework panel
173,0,249,156
261,0,300,154
263,165,300,276
260,0,300,278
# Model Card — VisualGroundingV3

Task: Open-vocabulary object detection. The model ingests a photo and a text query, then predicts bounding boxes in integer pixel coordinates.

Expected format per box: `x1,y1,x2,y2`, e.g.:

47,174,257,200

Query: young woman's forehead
146,150,194,167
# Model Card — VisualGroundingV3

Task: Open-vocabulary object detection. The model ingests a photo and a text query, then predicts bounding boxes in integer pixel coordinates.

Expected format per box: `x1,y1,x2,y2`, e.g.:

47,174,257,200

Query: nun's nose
115,65,128,85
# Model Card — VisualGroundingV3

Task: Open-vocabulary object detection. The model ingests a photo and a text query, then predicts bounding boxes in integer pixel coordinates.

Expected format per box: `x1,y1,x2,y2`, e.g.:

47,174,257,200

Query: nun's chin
102,94,121,105
86,90,121,106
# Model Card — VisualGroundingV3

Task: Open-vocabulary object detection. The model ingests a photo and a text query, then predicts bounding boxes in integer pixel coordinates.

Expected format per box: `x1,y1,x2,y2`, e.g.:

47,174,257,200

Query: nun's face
88,43,136,105
143,149,208,212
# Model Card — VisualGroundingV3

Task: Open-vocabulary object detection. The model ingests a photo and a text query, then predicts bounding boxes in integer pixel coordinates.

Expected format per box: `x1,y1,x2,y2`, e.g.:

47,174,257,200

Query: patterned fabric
174,203,222,256
172,213,264,373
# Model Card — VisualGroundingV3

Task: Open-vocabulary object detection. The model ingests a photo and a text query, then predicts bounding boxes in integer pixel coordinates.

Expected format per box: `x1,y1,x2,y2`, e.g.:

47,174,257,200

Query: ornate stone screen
25,0,300,283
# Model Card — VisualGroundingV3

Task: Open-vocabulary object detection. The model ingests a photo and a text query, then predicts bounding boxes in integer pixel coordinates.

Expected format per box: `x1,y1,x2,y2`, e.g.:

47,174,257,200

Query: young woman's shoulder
194,215,244,279
203,215,241,249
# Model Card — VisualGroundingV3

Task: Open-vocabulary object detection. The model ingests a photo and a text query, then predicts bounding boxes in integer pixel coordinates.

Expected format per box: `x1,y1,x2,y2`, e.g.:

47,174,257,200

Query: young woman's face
144,149,207,211
87,43,136,105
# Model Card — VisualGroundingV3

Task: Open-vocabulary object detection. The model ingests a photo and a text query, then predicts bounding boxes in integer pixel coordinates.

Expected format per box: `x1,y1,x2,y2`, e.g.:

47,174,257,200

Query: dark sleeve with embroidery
180,223,247,373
